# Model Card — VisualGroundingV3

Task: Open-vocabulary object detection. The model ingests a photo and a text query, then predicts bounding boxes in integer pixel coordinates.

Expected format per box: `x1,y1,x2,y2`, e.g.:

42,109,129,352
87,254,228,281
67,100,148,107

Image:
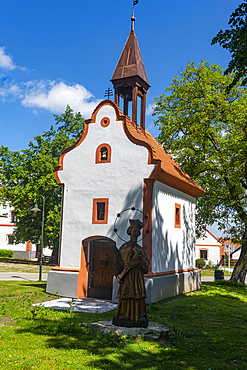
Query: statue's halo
113,206,150,243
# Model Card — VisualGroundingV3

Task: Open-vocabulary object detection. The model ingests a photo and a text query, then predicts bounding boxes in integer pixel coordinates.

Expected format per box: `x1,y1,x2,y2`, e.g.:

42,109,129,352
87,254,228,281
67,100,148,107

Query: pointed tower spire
111,9,150,129
131,6,135,31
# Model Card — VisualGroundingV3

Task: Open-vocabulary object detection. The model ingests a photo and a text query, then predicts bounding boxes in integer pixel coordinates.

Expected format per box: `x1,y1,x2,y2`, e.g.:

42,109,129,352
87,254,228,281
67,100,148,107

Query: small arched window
95,143,111,164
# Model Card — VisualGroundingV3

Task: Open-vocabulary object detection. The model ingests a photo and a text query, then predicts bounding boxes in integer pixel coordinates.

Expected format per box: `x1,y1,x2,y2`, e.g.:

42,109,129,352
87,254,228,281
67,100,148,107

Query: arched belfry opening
111,10,150,129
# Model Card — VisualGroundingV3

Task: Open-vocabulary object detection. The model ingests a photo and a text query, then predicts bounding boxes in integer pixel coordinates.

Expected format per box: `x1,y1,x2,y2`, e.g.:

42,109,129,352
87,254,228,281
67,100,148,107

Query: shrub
0,249,14,258
196,258,206,269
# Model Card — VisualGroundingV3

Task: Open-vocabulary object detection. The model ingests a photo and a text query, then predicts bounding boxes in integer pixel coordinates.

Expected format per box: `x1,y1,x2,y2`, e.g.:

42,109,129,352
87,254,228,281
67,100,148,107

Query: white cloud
0,77,22,101
146,103,156,115
0,47,17,70
21,80,101,117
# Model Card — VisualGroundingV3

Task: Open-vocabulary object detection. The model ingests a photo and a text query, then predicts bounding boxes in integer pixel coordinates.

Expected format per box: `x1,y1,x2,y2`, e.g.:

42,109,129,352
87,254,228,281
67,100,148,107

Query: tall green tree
212,0,247,89
153,61,247,284
0,105,84,263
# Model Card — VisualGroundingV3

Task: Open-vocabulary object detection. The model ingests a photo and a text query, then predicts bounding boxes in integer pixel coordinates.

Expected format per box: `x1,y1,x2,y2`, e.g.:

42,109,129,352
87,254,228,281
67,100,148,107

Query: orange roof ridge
54,100,205,199
124,117,205,198
196,221,223,244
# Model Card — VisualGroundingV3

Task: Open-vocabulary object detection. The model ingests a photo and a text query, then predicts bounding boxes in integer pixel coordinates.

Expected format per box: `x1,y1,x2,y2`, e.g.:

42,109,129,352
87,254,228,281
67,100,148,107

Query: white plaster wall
57,104,154,269
152,181,196,273
0,203,26,250
196,231,222,265
195,245,221,265
196,233,220,245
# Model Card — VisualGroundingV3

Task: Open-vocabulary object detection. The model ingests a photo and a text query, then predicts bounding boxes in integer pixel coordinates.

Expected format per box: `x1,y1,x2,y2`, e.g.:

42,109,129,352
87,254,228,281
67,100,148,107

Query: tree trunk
230,239,247,284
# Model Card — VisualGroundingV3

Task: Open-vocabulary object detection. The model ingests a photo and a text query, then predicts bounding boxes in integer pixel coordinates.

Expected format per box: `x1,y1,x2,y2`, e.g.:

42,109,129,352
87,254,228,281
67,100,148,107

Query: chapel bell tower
111,10,150,129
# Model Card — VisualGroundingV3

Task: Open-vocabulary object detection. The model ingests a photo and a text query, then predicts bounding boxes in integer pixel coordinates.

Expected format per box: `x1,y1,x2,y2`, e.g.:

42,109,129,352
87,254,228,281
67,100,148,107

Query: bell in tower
111,8,150,130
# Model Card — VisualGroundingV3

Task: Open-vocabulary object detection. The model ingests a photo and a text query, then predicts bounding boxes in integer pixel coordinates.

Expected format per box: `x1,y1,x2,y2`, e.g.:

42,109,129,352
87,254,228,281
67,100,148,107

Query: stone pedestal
83,321,169,340
112,316,149,328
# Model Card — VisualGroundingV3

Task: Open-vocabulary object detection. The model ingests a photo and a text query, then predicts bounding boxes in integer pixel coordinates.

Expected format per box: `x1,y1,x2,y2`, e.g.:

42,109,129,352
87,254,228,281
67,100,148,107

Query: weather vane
131,0,138,31
104,88,113,99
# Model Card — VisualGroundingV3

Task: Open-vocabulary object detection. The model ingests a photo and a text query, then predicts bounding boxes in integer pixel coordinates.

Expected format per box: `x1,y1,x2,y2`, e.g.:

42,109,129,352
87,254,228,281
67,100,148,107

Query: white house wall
152,181,196,273
57,104,154,269
0,203,26,251
195,245,221,265
196,232,222,265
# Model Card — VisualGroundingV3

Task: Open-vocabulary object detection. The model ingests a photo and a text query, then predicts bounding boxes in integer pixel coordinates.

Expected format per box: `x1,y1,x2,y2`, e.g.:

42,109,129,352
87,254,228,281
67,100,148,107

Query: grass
0,262,52,273
0,281,246,369
0,258,52,273
200,269,232,277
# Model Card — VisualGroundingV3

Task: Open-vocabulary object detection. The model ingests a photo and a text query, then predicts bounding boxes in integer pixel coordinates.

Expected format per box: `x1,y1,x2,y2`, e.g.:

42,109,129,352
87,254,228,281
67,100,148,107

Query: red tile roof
55,100,205,199
124,116,205,199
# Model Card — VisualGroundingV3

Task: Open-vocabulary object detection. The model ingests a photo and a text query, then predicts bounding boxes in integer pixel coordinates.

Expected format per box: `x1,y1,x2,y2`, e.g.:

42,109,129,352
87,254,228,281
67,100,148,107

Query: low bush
196,258,206,269
0,249,14,258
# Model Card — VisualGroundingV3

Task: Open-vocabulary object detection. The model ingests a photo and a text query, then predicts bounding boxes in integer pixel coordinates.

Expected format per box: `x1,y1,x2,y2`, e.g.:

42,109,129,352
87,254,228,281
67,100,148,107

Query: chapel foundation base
46,270,79,298
112,270,201,304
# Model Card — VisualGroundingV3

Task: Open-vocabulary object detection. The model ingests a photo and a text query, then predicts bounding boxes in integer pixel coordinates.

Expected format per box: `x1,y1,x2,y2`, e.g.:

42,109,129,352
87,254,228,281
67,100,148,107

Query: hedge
0,249,14,258
196,258,206,269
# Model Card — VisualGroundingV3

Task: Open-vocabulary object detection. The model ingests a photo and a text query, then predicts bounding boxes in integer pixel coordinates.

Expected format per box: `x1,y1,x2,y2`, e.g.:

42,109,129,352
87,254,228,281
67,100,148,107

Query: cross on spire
104,88,113,99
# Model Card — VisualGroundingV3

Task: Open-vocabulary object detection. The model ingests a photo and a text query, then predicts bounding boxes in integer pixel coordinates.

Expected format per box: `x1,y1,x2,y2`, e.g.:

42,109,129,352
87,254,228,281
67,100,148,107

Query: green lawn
0,280,246,369
0,258,52,273
0,262,52,273
200,269,232,277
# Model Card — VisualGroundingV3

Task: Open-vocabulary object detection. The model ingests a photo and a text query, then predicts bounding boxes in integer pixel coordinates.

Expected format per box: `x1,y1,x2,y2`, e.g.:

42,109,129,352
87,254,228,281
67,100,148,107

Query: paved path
201,275,247,284
0,273,246,283
0,272,48,281
34,297,117,313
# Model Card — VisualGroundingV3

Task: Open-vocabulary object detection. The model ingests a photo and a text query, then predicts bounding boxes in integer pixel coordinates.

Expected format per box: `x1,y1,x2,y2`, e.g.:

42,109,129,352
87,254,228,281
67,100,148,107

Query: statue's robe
116,241,150,321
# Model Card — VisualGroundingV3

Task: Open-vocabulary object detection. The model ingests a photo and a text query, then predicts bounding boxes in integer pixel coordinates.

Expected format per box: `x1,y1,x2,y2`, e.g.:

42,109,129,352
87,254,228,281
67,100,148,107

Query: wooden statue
112,219,150,328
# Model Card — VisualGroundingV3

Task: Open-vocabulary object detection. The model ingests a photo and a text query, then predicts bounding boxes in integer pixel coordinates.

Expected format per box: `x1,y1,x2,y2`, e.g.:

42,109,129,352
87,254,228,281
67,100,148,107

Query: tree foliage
212,1,247,89
153,61,247,283
0,105,84,263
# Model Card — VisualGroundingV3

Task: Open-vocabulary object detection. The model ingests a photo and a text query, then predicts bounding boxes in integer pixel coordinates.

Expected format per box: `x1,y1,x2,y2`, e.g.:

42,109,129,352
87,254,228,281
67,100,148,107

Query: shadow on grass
24,282,47,291
15,312,177,369
12,281,247,369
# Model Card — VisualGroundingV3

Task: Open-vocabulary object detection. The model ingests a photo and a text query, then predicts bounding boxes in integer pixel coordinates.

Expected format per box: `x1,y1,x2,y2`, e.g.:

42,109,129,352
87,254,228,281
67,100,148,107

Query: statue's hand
116,275,123,284
129,258,141,268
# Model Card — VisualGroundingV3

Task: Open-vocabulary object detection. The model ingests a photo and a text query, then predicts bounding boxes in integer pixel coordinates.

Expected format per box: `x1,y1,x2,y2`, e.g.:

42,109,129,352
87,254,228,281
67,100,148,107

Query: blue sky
0,0,241,235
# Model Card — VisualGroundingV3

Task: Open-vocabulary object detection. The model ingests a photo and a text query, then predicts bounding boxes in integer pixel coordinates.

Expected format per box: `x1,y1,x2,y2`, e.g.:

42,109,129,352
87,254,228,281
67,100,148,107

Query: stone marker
83,321,169,340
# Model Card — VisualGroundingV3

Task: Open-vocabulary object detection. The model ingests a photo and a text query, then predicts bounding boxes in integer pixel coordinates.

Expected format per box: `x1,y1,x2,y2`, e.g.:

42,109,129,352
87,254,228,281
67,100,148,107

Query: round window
100,117,110,127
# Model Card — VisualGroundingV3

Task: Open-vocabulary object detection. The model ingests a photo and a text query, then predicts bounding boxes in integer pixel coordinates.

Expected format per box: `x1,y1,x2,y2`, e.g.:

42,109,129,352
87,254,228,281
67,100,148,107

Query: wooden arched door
87,238,116,299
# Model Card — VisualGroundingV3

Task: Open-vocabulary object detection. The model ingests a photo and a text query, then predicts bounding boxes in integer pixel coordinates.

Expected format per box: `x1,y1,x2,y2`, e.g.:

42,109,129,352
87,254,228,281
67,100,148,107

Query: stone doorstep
83,321,170,340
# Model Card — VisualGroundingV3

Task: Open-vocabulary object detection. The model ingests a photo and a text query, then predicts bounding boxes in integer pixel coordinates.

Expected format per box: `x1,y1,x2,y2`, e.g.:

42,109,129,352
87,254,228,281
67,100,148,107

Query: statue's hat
127,219,144,235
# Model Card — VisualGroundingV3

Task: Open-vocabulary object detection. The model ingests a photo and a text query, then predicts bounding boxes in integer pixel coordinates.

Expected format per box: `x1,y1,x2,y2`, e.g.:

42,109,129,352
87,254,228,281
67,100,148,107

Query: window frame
92,198,109,224
175,203,181,228
10,211,17,224
95,143,111,164
100,117,110,128
200,249,208,259
7,234,15,245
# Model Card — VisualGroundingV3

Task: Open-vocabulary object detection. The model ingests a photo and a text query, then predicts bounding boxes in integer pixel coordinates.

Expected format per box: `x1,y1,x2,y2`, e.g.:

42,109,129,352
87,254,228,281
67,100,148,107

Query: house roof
230,245,242,256
111,29,150,88
195,223,224,246
55,100,205,199
124,115,205,199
